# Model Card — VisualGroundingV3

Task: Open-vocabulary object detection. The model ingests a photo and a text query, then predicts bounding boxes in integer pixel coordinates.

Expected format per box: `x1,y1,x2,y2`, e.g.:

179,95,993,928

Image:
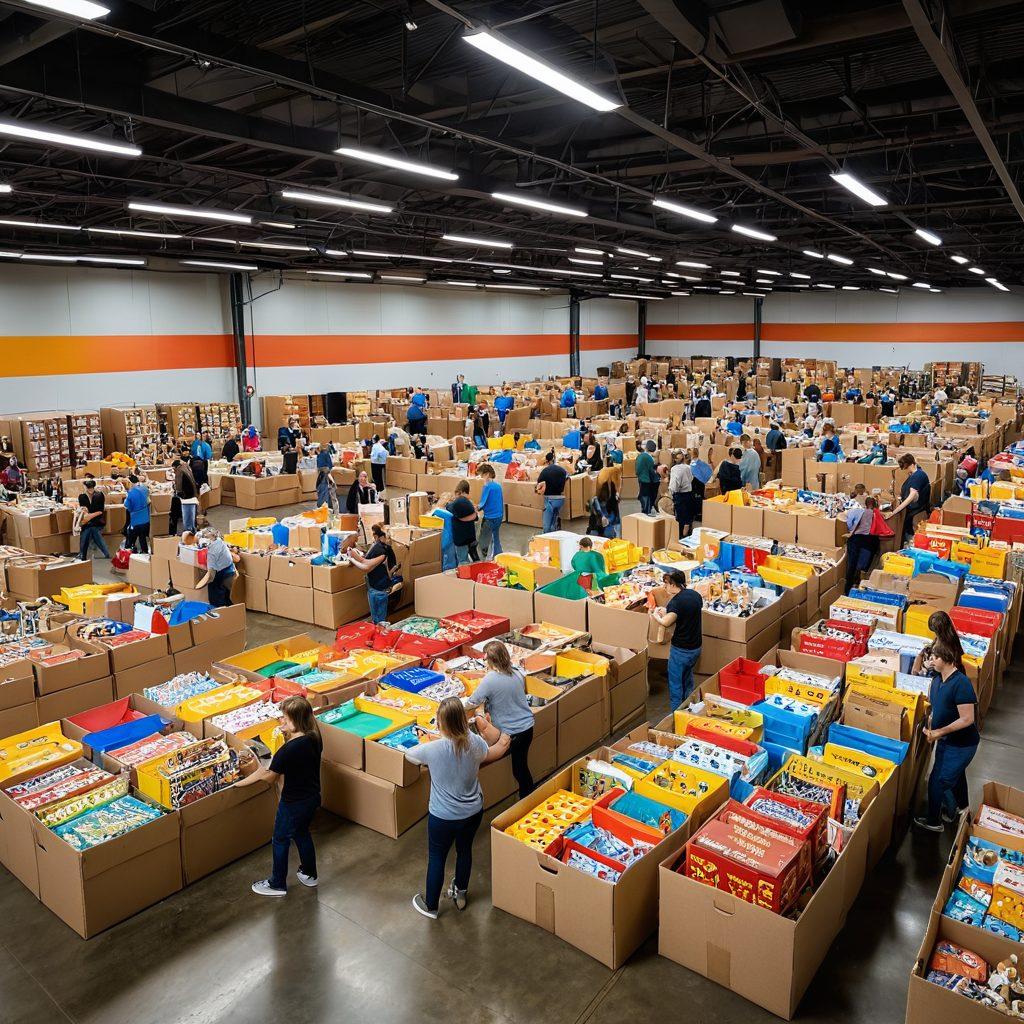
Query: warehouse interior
1,1,1024,1022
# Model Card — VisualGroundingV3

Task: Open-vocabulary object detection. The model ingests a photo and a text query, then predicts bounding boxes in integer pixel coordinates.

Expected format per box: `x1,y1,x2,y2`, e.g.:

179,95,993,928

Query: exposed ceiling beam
901,0,1024,227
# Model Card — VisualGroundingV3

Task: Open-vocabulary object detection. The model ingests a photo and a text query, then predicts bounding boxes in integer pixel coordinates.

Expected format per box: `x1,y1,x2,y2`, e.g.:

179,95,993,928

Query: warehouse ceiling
0,0,1022,300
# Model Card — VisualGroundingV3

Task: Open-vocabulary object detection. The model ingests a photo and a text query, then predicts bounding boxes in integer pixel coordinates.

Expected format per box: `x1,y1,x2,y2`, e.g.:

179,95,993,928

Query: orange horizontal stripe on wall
647,322,1024,343
0,333,637,377
0,334,235,377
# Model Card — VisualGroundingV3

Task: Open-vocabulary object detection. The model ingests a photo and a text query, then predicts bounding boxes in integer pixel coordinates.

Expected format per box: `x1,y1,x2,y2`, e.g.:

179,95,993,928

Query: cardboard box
475,582,534,630
5,557,92,599
413,573,476,618
31,640,110,696
33,799,182,938
269,553,314,589
314,586,369,629
267,581,315,624
190,603,246,647
110,654,175,699
172,632,246,677
36,675,114,722
533,591,588,632
321,758,429,839
311,561,365,593
0,700,38,740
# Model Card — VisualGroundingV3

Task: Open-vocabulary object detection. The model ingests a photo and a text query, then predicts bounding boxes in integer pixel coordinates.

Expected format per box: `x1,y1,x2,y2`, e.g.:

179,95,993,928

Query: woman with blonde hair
406,697,509,919
237,696,323,897
465,641,536,800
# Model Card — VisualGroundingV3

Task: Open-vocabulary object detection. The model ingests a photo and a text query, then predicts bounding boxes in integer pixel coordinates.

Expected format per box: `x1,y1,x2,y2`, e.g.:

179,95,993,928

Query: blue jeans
425,810,483,911
668,645,701,710
79,526,110,560
180,501,198,534
270,796,319,890
479,517,503,557
542,496,564,533
926,740,978,825
367,582,390,623
441,543,457,572
208,567,236,607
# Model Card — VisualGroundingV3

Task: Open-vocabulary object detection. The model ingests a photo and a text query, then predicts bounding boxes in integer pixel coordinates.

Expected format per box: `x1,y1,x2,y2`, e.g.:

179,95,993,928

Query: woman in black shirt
239,695,323,896
77,480,110,561
716,448,744,493
348,523,398,624
346,470,377,514
447,480,480,563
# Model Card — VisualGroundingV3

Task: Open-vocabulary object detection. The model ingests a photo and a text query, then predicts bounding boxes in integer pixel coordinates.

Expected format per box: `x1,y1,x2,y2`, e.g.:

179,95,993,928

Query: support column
753,295,763,361
229,272,252,425
569,291,581,376
637,299,647,357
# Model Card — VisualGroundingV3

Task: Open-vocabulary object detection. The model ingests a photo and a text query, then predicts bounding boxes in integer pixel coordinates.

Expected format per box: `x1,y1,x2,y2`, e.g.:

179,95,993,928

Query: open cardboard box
414,572,476,619
491,747,727,969
321,758,429,839
474,581,535,630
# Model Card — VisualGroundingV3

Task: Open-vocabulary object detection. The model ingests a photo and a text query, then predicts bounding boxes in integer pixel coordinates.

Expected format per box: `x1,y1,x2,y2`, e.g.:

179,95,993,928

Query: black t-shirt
447,496,478,546
667,589,703,650
694,398,712,418
902,467,932,511
929,670,980,748
365,540,396,589
221,438,239,461
804,384,822,402
717,461,742,493
269,733,322,803
78,490,106,528
880,396,896,417
538,463,568,496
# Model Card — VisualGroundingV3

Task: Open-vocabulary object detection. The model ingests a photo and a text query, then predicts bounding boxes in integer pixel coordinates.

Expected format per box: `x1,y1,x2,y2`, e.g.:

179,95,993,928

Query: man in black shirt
221,432,240,461
347,523,399,623
77,479,110,561
535,451,569,532
803,382,822,404
890,453,932,543
717,448,744,493
651,570,703,708
446,480,480,564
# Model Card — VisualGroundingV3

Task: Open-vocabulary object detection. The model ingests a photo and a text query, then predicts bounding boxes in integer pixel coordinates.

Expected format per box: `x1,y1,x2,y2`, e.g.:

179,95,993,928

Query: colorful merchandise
53,795,163,851
110,731,196,769
143,672,222,706
137,737,242,809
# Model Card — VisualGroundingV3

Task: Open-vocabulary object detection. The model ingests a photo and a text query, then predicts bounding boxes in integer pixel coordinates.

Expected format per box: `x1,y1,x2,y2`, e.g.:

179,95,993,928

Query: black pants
509,728,534,800
425,810,483,911
370,462,386,492
845,534,880,593
126,522,150,554
168,496,181,536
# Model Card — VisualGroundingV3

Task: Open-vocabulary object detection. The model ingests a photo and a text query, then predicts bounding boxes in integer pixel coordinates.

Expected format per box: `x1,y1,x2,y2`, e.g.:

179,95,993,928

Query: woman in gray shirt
465,641,536,800
406,698,508,919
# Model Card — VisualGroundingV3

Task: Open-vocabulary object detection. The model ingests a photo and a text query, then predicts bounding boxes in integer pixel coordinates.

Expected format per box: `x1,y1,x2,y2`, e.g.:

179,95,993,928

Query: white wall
646,289,1024,374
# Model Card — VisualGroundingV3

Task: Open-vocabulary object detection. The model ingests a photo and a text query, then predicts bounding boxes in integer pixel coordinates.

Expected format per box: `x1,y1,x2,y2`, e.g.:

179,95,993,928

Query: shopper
475,464,504,558
346,470,377,515
593,377,609,401
277,416,301,453
716,448,744,494
650,570,703,709
407,697,509,918
738,435,761,489
1,456,25,492
407,391,428,435
347,523,398,624
912,611,966,676
241,696,322,896
888,453,932,542
560,383,577,411
432,503,457,571
844,496,881,593
221,432,240,462
668,450,695,538
471,409,488,449
315,446,335,509
817,424,842,462
535,450,568,533
493,387,515,426
369,435,388,494
451,374,468,404
123,474,151,554
77,479,110,561
242,425,261,452
914,642,980,832
197,529,239,607
636,440,660,514
465,641,535,800
447,481,480,564
571,536,606,576
173,459,200,534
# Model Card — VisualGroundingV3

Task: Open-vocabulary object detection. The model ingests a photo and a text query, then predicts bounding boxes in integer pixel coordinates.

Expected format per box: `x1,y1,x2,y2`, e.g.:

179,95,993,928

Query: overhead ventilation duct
707,0,801,54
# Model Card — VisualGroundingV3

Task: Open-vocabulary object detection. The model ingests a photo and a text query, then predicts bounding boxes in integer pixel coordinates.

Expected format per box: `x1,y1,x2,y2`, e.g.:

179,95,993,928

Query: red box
683,816,806,914
719,806,812,891
443,610,510,648
718,657,767,705
334,621,379,653
741,788,828,862
455,561,506,585
949,606,1002,638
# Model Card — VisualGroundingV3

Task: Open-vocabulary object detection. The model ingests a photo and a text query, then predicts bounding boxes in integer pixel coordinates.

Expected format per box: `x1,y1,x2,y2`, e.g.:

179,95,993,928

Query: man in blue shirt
493,388,515,426
593,378,609,401
197,529,239,607
123,474,151,553
475,464,504,557
189,433,213,460
369,435,389,494
560,385,577,410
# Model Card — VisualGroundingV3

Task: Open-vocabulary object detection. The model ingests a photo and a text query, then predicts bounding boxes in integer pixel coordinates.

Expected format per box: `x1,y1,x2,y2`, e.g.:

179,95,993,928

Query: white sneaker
252,879,287,897
446,879,467,911
412,893,438,919
296,870,318,888
913,816,944,833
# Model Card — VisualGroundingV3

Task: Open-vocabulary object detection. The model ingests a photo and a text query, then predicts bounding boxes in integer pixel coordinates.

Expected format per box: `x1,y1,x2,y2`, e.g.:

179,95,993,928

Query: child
239,696,323,896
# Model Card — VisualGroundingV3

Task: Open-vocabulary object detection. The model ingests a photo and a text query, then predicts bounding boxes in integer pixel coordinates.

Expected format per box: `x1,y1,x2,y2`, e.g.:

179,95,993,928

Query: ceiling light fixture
181,260,258,271
757,269,782,276
608,293,664,300
569,257,602,266
879,287,899,293
616,247,651,258
381,274,425,283
887,272,908,281
486,283,543,291
491,191,587,218
950,255,969,265
720,271,741,277
912,282,931,289
676,260,710,269
652,197,718,224
575,247,604,256
968,267,986,276
23,0,110,17
260,221,296,230
78,255,147,266
280,189,392,214
790,272,811,280
351,249,452,263
814,283,836,289
306,270,373,279
444,281,478,287
20,253,78,262
826,253,854,266
830,171,888,206
841,285,860,291
0,218,80,232
986,278,1009,292
731,224,777,242
335,145,458,181
441,233,514,249
463,30,621,111
914,228,942,246
803,250,824,259
129,201,251,224
0,184,10,194
89,227,181,240
0,117,140,156
611,273,653,282
867,267,886,276
670,291,690,296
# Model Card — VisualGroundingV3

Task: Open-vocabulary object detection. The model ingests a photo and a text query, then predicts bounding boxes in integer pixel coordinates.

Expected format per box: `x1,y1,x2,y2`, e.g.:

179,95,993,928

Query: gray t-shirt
406,733,488,820
464,670,535,735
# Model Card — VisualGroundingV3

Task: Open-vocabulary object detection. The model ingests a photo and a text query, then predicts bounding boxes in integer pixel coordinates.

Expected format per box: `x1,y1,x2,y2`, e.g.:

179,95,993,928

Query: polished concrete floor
2,495,1021,1023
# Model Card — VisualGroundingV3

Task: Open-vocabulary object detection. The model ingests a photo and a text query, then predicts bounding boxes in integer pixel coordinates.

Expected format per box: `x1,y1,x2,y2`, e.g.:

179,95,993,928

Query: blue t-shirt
593,385,608,400
691,459,713,484
903,467,931,511
190,440,212,460
494,396,515,422
725,420,743,436
845,388,862,401
123,484,150,526
560,388,576,408
431,507,454,547
929,669,980,747
479,479,504,519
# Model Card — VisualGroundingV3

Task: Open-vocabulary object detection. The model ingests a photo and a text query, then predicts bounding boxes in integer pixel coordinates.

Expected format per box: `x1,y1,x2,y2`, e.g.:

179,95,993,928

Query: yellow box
822,742,896,786
762,555,815,580
757,566,807,590
496,553,540,590
635,762,727,816
323,649,418,679
905,604,939,639
223,530,253,549
505,788,593,851
365,684,439,728
673,709,759,743
0,723,82,785
555,650,611,678
135,737,233,808
419,515,444,529
971,546,1007,579
176,683,262,723
881,553,915,576
845,663,896,688
602,538,643,571
764,675,832,705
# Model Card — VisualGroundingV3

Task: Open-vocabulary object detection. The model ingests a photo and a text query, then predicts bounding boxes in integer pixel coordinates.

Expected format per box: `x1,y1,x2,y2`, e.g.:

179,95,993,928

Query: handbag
110,547,131,573
869,508,895,538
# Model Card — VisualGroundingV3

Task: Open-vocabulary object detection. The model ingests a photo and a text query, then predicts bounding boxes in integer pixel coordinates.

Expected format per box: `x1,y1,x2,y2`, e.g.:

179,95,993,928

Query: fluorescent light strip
915,228,942,246
442,233,513,249
675,275,701,283
0,250,21,258
676,261,710,269
742,292,768,297
790,272,811,280
814,283,835,289
968,267,986,276
732,224,777,241
671,291,690,296
21,253,78,262
381,275,425,283
616,247,651,258
280,190,392,214
720,290,735,295
879,287,898,293
79,255,146,266
89,227,181,240
929,288,942,294
569,258,602,266
261,221,296,230
720,271,741,277
756,279,773,284
352,249,452,263
22,0,110,17
826,253,853,265
240,241,312,253
129,201,251,225
608,293,664,300
887,272,908,281
182,260,258,271
841,285,860,291
0,184,10,194
491,191,587,218
986,278,1009,292
575,247,604,255
491,269,511,274
912,282,931,289
950,255,969,265
610,273,653,282
463,31,620,112
757,269,782,276
335,146,458,181
803,249,824,259
486,284,543,291
0,117,139,157
445,281,478,287
646,256,663,263
0,218,80,232
324,249,348,258
867,267,886,276
652,197,718,224
307,270,372,279
830,172,887,207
